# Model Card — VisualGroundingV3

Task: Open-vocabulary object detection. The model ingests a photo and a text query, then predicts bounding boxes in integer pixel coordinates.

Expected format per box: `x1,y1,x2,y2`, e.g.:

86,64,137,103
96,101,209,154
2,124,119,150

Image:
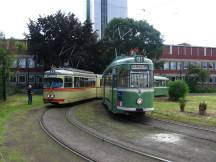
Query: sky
0,0,216,47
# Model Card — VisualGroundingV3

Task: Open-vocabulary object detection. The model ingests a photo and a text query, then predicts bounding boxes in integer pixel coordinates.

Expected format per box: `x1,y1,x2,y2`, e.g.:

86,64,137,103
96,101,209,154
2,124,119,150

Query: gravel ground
2,107,86,162
71,100,216,162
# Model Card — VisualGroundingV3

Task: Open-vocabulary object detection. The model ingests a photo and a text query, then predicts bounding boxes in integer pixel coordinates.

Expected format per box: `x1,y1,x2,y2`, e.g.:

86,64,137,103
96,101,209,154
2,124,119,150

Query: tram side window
80,78,85,87
100,79,102,87
104,72,112,88
154,81,160,87
117,69,129,88
64,76,73,88
74,77,80,88
88,78,96,87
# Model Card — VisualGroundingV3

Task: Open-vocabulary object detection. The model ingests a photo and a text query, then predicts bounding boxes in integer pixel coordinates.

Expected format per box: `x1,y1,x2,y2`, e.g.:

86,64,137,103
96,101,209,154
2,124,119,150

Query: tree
0,31,5,39
103,18,163,64
185,64,209,92
0,48,12,101
26,11,98,69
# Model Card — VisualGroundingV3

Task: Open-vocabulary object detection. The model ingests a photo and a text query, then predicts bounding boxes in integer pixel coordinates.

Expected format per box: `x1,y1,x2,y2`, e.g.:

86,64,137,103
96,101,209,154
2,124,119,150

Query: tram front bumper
117,106,154,112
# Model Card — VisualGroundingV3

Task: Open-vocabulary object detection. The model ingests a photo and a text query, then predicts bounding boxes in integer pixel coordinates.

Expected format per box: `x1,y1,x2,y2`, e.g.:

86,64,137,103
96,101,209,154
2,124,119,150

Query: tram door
112,68,117,111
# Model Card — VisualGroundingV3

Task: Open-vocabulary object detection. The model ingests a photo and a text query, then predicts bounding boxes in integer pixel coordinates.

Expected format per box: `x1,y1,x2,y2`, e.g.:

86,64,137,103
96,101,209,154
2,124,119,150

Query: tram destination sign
46,74,57,78
131,64,149,70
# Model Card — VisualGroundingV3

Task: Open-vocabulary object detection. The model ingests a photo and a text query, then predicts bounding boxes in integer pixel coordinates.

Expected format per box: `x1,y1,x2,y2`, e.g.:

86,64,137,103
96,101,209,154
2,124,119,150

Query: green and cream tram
43,68,102,104
102,55,154,114
154,76,169,97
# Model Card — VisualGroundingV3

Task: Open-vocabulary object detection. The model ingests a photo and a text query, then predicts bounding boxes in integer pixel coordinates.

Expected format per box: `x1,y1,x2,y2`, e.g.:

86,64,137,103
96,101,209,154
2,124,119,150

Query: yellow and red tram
43,68,102,104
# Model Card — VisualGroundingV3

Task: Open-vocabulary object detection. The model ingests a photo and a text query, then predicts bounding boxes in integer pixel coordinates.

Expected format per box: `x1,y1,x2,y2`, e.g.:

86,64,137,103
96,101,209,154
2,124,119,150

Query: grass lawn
0,94,44,162
150,94,216,127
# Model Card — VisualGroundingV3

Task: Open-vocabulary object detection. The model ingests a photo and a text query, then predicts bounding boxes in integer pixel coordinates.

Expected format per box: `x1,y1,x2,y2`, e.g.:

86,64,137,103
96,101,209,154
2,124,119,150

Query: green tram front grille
113,89,154,109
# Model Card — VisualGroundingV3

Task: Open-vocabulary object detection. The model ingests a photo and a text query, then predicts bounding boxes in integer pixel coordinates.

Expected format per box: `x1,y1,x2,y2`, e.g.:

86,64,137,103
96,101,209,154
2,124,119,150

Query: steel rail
146,116,216,133
66,109,172,162
134,116,216,143
39,110,96,162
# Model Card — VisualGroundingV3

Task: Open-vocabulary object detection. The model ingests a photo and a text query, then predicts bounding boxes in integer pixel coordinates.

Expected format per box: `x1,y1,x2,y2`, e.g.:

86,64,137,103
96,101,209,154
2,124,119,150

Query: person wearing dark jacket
27,84,33,105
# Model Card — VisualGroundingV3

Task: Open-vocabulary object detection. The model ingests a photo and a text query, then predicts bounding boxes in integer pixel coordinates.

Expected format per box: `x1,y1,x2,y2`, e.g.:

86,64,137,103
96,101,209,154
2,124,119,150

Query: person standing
27,84,33,105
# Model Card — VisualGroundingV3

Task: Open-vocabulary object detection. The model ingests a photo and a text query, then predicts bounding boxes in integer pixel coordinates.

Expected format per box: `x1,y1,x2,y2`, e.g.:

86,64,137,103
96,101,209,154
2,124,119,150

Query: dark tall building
101,0,108,38
90,0,128,39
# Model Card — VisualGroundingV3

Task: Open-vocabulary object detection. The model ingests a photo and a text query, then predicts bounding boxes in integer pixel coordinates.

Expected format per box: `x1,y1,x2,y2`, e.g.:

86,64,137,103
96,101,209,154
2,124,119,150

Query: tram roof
154,76,169,81
103,55,153,74
44,68,95,75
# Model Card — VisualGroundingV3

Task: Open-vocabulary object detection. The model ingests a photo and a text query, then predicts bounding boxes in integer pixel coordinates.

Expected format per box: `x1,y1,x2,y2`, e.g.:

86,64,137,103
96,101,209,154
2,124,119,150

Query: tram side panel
154,87,169,97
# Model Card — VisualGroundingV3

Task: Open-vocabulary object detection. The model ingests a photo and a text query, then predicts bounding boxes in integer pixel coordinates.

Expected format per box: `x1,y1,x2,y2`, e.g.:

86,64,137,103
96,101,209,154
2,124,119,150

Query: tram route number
117,91,123,96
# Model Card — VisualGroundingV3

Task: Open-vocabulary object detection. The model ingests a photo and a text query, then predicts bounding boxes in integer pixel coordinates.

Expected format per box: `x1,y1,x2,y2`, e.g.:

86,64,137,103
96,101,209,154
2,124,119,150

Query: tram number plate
136,109,143,112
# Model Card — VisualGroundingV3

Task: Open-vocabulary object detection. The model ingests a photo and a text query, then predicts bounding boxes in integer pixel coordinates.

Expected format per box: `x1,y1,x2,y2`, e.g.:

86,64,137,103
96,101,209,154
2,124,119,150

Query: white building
89,0,128,39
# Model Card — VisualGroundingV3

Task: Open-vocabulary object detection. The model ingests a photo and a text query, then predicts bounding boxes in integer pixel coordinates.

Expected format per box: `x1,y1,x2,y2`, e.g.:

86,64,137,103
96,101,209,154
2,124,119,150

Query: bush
178,97,186,112
193,87,216,93
168,80,189,101
199,101,207,115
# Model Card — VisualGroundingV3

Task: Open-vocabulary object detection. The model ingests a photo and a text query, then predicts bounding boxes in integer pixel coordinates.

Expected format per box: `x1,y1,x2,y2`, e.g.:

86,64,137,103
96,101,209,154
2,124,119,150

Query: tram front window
130,72,151,88
43,78,63,88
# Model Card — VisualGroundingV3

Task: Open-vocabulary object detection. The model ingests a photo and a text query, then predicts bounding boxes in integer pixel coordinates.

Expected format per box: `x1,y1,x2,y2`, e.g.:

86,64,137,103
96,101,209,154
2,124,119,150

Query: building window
208,62,214,70
196,62,201,67
209,77,213,84
214,77,216,83
27,58,35,68
183,62,189,69
12,60,17,68
214,63,216,70
29,75,35,83
202,62,207,69
10,76,16,83
177,62,182,70
170,62,177,70
18,58,26,68
36,75,43,83
18,75,26,83
164,62,169,70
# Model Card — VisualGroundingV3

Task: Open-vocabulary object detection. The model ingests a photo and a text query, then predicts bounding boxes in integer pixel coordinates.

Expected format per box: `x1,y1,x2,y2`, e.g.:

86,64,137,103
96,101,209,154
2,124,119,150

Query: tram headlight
136,98,143,105
47,95,50,98
50,95,55,98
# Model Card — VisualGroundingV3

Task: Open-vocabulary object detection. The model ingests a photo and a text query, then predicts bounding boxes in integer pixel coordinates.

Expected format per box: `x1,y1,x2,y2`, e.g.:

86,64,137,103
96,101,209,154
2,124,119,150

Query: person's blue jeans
28,95,32,105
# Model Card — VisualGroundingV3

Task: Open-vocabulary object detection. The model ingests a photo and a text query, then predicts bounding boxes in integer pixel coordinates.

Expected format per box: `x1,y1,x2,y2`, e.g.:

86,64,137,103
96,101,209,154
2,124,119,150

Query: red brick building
0,39,44,88
154,43,216,84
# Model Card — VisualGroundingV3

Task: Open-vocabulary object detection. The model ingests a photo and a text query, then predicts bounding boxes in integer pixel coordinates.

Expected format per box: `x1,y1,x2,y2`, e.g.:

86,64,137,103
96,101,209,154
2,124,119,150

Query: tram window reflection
43,78,63,88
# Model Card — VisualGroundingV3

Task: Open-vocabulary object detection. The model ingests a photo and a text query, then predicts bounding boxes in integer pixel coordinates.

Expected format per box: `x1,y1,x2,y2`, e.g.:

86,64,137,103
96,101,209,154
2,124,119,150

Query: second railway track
40,107,171,162
40,100,216,162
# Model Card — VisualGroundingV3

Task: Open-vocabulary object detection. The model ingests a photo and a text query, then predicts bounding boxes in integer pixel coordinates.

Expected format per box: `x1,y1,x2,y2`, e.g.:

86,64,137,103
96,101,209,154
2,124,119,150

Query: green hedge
168,80,189,101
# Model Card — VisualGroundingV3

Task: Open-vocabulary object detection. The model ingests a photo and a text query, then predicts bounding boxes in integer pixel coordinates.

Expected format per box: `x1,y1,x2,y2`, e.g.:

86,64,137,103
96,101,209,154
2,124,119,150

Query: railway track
40,107,171,162
40,100,216,162
40,110,96,162
130,115,216,143
66,109,171,162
